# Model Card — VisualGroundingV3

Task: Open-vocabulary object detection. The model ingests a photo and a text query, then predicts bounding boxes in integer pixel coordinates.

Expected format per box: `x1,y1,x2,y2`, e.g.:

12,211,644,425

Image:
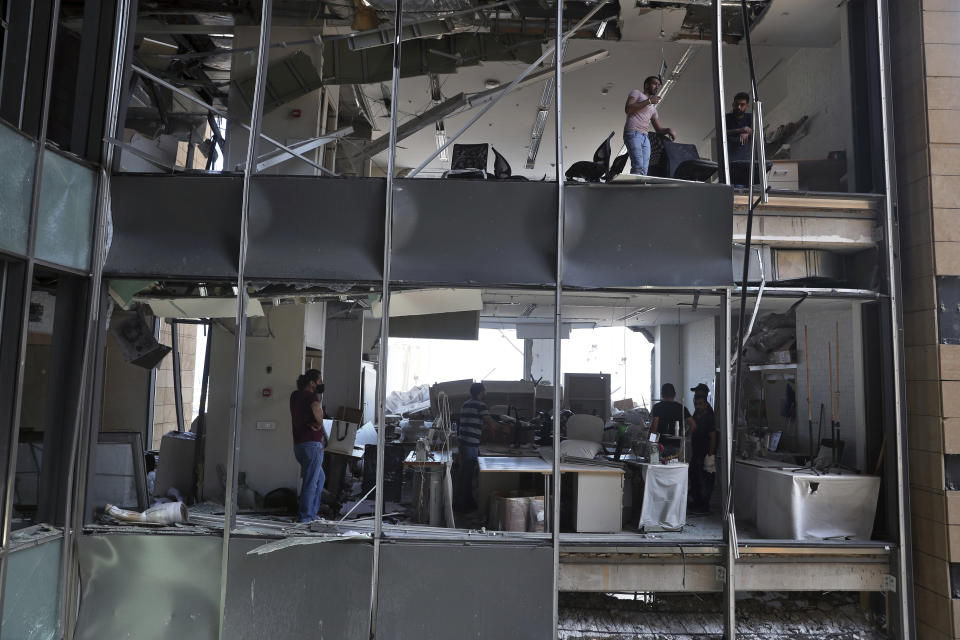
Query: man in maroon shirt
290,369,327,522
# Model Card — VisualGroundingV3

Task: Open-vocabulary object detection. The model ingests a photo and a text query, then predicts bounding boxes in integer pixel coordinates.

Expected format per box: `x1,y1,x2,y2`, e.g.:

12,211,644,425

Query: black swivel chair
442,143,489,179
565,131,615,182
603,153,629,182
491,147,529,181
648,134,717,182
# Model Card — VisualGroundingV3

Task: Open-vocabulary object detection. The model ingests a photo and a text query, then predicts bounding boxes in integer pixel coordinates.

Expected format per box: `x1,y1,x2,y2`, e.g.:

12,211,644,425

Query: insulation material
755,469,880,540
558,591,887,639
637,462,688,532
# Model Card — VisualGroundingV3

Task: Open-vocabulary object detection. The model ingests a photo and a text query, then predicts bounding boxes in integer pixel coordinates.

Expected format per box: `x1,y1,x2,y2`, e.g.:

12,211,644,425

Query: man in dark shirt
650,383,695,435
725,91,754,162
455,382,498,512
289,369,327,522
688,385,718,515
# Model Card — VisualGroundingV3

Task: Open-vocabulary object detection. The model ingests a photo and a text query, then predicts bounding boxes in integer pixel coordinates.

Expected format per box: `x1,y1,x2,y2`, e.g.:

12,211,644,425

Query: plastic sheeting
638,462,688,532
755,469,881,540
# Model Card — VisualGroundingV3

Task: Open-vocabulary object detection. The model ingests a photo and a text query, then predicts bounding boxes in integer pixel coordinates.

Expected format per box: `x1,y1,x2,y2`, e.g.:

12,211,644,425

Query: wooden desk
477,457,624,533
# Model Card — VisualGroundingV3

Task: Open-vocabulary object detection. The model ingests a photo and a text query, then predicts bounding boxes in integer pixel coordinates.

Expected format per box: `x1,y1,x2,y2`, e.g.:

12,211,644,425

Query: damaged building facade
1,0,954,638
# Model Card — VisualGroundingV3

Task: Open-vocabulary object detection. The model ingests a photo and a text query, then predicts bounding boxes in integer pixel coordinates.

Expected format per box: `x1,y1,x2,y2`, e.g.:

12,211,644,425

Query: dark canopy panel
563,183,734,288
246,176,386,282
391,179,557,286
376,543,552,640
106,175,242,278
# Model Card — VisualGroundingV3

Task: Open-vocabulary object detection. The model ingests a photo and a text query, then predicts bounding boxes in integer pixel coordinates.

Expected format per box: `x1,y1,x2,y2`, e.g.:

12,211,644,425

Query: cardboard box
614,398,635,412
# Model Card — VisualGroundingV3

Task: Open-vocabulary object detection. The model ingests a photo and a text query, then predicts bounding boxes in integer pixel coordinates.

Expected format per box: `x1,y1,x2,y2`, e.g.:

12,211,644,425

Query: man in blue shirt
454,382,499,512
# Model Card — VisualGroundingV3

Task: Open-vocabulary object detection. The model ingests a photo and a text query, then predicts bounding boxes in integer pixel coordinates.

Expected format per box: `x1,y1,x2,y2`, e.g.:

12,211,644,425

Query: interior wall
202,323,234,500
655,324,681,401
204,304,307,499
759,42,854,163
99,317,152,441
323,305,364,415
304,301,326,351
682,316,716,408
228,27,326,172
528,338,555,385
236,304,306,497
795,303,865,469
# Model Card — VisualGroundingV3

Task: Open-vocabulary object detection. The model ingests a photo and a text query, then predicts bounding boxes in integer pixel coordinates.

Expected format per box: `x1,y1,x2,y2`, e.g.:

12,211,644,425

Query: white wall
795,303,865,470
304,301,326,350
682,317,716,409
204,304,306,499
654,324,682,401
323,307,365,415
759,42,854,163
227,27,328,173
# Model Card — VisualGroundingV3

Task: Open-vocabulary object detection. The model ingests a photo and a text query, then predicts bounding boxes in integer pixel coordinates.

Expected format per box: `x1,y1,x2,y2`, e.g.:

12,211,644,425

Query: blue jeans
624,130,651,175
455,445,479,511
294,441,325,522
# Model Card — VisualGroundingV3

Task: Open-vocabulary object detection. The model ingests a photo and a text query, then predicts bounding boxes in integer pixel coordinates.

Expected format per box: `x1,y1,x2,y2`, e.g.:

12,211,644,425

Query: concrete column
323,304,364,415
527,338,555,385
655,324,682,400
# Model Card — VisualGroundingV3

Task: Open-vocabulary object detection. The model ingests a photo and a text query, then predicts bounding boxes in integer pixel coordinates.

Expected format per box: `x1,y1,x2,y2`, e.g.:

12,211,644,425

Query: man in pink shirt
623,75,676,175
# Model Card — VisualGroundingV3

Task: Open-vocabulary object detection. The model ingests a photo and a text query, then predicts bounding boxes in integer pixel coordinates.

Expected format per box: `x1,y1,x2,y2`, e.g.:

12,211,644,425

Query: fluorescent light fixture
435,124,449,162
616,307,656,322
596,19,607,38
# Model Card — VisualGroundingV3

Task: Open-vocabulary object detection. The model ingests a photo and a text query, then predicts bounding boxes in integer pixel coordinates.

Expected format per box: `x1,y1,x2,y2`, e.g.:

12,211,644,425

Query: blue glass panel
0,123,36,256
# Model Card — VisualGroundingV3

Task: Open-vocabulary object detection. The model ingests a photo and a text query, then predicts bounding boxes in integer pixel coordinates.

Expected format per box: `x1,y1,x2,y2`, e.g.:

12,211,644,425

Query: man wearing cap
688,383,717,515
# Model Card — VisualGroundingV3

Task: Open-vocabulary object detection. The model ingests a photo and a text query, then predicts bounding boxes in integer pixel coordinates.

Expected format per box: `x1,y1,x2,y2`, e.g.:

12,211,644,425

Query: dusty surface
559,591,888,639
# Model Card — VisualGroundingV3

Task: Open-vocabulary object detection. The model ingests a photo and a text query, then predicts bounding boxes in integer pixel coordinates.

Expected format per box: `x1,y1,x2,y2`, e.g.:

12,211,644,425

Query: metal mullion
217,3,272,638
0,0,61,632
710,3,735,638
17,0,36,130
722,288,735,638
368,1,402,637
29,258,90,278
57,0,132,620
170,320,185,432
874,0,912,636
551,0,563,636
712,0,730,186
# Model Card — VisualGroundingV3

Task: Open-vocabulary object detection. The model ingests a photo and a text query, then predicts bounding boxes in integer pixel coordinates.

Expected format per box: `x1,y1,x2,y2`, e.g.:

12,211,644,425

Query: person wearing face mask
290,369,327,522
687,384,717,516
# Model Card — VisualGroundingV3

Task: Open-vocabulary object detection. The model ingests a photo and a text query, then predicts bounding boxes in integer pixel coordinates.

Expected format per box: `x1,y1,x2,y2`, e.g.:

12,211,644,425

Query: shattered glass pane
36,149,95,270
1,540,61,640
0,123,36,256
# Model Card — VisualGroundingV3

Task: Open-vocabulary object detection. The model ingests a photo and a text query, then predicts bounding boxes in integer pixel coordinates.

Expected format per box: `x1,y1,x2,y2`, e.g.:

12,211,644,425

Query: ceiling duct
232,50,323,115
322,32,541,85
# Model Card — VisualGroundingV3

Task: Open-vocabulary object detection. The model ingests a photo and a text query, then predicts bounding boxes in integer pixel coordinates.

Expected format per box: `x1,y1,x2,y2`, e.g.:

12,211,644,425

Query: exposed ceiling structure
114,0,844,177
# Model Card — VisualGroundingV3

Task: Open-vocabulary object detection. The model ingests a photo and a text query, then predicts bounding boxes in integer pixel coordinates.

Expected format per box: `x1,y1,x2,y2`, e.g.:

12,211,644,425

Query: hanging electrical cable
725,0,763,517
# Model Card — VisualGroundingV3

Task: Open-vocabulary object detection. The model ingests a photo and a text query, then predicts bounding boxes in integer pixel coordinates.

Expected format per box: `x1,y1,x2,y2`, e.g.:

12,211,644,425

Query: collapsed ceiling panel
322,33,543,85
637,0,769,43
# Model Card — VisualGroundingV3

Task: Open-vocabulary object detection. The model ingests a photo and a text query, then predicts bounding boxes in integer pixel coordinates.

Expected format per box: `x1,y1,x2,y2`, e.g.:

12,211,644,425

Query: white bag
324,419,359,456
